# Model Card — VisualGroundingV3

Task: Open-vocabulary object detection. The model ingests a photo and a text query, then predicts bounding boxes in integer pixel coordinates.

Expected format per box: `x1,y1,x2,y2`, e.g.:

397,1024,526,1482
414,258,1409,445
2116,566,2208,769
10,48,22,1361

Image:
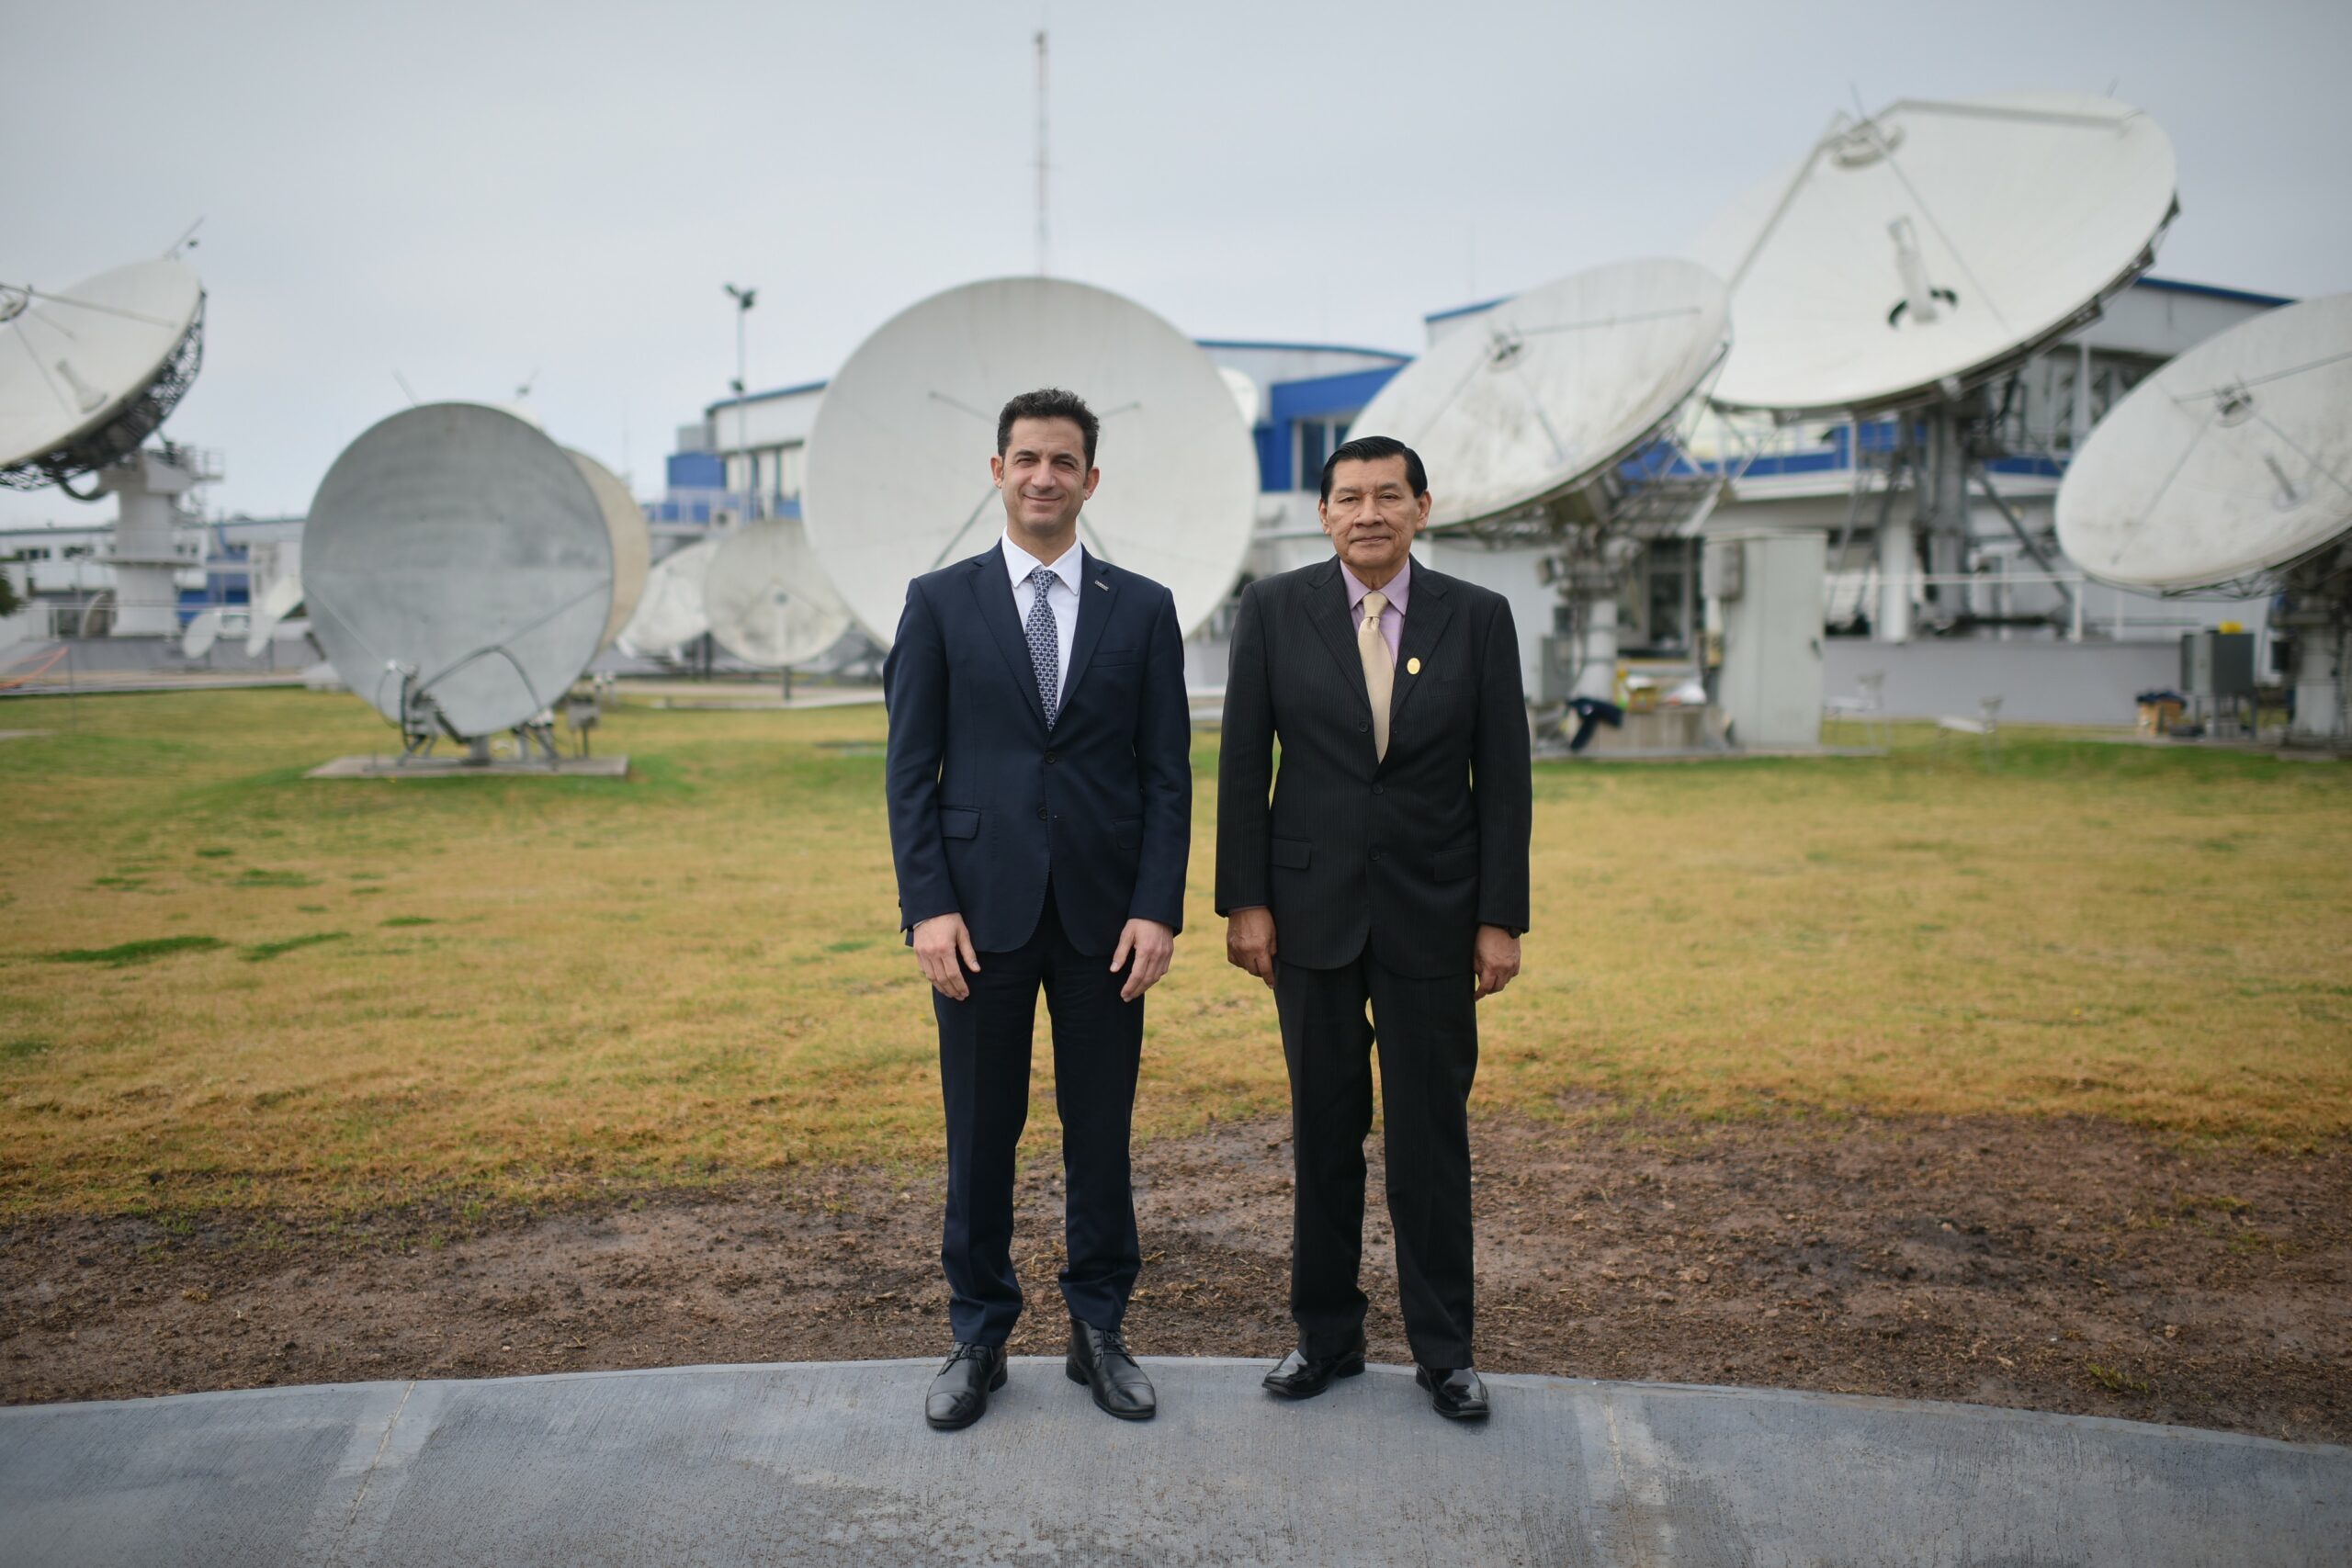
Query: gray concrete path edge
4,1359,2346,1568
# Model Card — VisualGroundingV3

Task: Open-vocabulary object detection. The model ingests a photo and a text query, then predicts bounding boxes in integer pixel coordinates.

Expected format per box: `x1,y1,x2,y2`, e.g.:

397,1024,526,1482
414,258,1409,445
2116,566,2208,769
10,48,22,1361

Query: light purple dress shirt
1340,555,1409,665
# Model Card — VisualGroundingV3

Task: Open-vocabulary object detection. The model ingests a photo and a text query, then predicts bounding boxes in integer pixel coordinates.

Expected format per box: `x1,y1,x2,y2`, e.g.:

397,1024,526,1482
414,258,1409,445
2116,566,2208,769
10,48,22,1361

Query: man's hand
912,912,980,1000
1474,925,1521,1000
1111,919,1176,1003
1226,906,1277,987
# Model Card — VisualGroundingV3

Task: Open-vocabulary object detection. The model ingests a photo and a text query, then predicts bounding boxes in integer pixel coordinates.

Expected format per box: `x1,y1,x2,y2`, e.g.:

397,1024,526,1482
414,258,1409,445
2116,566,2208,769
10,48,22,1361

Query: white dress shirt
1001,533,1080,697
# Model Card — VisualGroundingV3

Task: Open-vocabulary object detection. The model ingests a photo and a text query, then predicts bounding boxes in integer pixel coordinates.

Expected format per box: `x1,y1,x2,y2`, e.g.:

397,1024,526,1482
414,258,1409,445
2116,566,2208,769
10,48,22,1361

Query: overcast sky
5,0,2346,526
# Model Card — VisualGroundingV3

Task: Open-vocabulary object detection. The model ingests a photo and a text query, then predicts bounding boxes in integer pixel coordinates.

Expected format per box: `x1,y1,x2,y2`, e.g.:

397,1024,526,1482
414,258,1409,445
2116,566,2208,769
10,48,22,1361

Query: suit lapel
1060,548,1118,708
1388,568,1453,741
1304,559,1374,723
965,548,1048,732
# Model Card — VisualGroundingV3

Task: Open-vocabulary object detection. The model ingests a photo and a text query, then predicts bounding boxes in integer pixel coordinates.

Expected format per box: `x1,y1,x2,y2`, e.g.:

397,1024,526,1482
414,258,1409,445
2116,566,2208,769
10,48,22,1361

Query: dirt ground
3,1109,2345,1445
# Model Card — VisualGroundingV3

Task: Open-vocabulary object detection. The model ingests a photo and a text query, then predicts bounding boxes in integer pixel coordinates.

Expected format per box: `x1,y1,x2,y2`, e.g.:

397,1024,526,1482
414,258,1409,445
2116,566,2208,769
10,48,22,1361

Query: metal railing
1827,568,2255,641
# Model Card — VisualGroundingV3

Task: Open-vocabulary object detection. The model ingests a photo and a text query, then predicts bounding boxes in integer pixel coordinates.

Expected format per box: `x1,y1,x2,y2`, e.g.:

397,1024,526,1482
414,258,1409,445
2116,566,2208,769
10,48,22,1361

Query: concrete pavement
3,1358,2345,1566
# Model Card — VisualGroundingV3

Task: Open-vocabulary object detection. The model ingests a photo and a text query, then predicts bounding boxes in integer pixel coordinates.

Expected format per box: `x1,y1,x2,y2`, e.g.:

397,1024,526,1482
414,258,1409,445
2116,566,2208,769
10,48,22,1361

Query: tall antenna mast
1034,28,1050,276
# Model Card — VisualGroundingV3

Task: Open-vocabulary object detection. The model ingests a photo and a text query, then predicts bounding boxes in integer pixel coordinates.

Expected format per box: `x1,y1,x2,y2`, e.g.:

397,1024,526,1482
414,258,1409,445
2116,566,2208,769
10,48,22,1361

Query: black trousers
935,889,1144,1348
1275,950,1478,1369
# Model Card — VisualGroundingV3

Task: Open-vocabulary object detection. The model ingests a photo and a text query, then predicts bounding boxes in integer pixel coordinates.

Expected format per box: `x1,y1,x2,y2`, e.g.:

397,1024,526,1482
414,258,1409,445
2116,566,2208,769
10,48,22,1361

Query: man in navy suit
883,388,1192,1431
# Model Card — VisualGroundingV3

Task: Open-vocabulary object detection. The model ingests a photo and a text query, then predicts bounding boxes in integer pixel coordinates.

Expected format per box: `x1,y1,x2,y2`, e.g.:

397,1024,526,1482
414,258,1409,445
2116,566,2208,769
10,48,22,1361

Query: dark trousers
935,889,1144,1348
1275,951,1478,1369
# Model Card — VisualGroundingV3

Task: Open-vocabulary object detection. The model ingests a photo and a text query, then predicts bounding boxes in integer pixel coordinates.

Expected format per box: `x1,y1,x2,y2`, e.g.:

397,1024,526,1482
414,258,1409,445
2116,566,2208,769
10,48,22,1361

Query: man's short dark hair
1319,434,1427,503
997,388,1100,468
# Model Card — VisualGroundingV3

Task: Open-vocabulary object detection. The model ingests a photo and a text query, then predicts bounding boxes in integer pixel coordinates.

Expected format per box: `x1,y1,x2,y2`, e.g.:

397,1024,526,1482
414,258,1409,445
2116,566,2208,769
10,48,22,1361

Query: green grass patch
2086,1362,2154,1396
241,931,349,963
47,935,228,967
0,689,2345,1218
235,868,319,889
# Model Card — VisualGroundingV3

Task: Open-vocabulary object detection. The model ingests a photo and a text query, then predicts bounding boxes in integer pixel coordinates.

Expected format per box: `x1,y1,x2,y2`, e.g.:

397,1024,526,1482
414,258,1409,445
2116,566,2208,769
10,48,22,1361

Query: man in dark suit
1216,434,1532,1421
883,388,1192,1431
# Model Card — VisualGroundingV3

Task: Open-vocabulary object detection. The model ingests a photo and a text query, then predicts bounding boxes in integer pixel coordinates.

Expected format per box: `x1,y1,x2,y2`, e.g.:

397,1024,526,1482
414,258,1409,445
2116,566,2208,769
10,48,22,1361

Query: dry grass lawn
1,687,2346,1218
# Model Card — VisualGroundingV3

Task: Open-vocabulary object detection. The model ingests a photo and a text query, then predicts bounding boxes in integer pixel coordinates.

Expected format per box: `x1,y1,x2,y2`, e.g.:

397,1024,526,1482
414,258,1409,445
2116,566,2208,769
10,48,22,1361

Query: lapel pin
1093,579,1110,592
1407,657,1422,675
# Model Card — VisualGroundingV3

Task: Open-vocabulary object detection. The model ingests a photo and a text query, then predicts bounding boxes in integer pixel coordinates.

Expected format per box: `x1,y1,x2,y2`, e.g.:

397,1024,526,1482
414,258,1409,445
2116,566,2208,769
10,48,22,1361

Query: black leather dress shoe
1415,1363,1490,1421
1066,1319,1157,1420
924,1343,1007,1431
1261,1337,1367,1400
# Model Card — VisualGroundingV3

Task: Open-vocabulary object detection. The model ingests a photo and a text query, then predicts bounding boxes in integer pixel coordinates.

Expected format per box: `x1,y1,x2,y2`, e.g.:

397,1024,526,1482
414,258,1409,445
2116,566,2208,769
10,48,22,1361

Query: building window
1296,420,1351,489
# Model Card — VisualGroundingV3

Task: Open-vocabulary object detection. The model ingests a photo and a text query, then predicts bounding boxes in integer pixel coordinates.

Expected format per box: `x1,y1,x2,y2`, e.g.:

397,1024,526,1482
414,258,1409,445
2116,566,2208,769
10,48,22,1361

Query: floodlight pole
724,284,757,524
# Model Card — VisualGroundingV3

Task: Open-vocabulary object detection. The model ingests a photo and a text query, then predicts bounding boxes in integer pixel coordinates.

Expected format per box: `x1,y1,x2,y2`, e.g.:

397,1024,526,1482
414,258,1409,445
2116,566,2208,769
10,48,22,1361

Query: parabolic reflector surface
1693,92,2177,415
304,402,613,736
1348,258,1730,529
2057,292,2352,592
802,276,1259,648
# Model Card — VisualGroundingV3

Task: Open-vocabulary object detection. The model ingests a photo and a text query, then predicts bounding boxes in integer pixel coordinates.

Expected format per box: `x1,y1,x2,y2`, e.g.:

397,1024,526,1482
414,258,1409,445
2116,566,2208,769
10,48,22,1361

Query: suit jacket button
1371,850,1383,863
1036,807,1048,820
1357,719,1369,732
1044,751,1057,764
1372,784,1384,795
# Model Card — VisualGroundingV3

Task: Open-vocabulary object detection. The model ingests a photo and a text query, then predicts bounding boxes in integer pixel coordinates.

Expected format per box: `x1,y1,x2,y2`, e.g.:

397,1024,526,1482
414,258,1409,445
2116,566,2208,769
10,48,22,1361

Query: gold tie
1358,590,1393,762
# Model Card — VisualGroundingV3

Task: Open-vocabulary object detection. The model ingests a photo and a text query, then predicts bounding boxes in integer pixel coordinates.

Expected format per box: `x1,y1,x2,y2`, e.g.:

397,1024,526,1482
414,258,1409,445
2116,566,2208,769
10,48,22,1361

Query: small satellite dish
243,572,304,658
618,536,719,658
1693,92,2177,415
568,448,650,650
2057,293,2352,592
181,606,222,659
704,517,854,668
303,402,614,737
801,276,1259,648
1219,366,1263,430
0,259,205,491
1348,258,1731,528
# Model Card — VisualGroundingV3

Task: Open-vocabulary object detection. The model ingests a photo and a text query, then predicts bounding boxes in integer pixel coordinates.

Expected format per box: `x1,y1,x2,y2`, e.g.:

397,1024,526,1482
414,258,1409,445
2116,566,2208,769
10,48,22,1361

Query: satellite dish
181,606,222,659
243,572,304,657
1693,92,2177,415
2057,293,2352,592
1348,257,1731,528
618,536,719,658
303,402,614,737
802,276,1259,649
704,517,854,668
1219,366,1263,430
0,259,205,491
568,449,650,650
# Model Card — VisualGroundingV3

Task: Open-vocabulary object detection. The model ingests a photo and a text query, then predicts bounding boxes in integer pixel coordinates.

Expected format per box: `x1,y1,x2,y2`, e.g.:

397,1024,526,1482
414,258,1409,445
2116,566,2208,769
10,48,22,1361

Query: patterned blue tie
1024,564,1060,728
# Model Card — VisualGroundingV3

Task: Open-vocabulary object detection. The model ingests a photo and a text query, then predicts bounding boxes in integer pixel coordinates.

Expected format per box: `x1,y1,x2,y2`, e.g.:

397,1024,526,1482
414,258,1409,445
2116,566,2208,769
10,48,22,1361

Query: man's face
991,416,1099,537
1318,456,1430,576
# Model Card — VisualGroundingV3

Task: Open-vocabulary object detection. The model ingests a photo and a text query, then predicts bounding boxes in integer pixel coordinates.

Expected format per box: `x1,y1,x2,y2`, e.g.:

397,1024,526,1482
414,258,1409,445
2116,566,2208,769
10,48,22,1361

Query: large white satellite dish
1693,92,2177,415
2058,293,2352,592
0,259,205,489
704,517,854,668
618,536,719,658
1348,258,1731,528
801,276,1259,649
304,402,614,737
568,448,650,650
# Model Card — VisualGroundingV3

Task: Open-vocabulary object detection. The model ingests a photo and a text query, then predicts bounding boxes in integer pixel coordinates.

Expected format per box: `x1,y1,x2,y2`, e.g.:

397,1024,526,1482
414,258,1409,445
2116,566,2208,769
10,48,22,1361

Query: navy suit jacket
883,544,1192,957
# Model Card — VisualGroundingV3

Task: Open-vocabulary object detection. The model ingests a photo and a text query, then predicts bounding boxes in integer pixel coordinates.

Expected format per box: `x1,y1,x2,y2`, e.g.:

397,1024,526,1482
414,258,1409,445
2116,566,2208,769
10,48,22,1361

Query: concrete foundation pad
306,754,631,780
2,1359,2343,1566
